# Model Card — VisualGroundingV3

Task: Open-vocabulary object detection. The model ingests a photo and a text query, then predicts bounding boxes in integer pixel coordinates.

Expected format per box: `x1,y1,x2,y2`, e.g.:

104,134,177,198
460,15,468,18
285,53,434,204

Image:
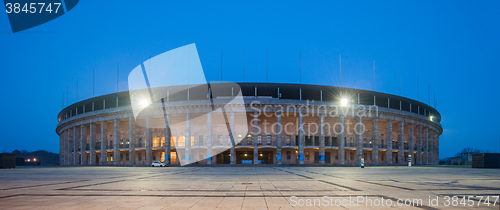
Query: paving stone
0,166,499,209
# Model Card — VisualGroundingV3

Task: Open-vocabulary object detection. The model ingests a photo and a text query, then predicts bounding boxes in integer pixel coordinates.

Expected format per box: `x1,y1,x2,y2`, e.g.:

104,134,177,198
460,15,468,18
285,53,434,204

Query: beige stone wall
58,100,442,166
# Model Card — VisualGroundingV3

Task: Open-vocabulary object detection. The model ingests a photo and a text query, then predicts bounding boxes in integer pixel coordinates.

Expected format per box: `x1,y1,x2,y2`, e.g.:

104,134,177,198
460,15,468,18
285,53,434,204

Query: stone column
80,125,87,165
409,123,414,165
164,114,171,165
89,123,96,165
146,116,152,165
253,111,259,164
356,116,363,165
66,129,71,165
62,130,66,165
436,133,440,165
185,113,191,165
298,112,304,164
398,121,404,164
372,118,379,165
207,112,213,164
339,115,345,165
429,129,433,165
425,127,429,165
60,133,64,165
276,111,282,164
417,125,422,165
430,131,433,165
385,119,393,165
100,121,108,165
113,119,120,165
59,134,63,165
73,126,79,165
230,112,236,164
128,117,135,165
319,113,325,164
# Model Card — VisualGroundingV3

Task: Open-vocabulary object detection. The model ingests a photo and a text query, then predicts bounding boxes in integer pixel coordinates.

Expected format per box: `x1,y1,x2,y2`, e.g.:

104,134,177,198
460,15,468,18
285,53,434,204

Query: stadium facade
56,83,442,166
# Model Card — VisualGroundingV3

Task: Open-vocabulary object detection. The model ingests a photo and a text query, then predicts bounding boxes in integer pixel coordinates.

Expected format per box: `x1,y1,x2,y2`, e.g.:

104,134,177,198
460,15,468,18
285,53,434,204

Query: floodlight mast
160,98,171,165
207,83,236,163
141,64,172,165
339,54,342,97
207,83,235,147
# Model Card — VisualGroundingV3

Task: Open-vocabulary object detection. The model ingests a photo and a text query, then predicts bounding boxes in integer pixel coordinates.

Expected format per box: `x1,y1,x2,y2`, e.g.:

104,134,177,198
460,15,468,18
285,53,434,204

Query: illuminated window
177,136,185,147
170,152,177,163
153,137,160,147
171,137,176,147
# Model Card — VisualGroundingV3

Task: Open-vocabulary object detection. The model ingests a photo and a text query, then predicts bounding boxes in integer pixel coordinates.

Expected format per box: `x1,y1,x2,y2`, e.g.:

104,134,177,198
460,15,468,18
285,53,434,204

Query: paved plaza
0,166,499,209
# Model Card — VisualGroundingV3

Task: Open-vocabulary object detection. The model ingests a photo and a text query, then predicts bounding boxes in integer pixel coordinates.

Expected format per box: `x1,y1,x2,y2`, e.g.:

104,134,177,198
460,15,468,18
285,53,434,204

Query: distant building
0,153,16,169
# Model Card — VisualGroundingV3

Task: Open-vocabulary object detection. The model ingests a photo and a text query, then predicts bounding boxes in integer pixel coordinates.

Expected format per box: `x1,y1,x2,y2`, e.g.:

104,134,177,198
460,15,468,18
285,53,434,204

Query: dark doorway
216,151,230,164
237,151,253,164
258,151,273,164
314,151,332,164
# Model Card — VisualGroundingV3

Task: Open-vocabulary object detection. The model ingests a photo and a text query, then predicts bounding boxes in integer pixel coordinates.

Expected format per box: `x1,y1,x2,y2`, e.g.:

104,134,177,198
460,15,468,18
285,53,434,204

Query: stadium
56,82,442,166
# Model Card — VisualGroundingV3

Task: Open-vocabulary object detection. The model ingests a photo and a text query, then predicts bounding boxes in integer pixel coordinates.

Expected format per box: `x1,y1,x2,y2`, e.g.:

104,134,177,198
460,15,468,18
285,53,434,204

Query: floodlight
340,98,349,107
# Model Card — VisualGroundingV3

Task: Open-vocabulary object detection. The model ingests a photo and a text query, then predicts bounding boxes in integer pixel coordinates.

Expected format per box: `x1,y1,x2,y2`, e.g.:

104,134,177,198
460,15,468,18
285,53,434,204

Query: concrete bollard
408,155,412,167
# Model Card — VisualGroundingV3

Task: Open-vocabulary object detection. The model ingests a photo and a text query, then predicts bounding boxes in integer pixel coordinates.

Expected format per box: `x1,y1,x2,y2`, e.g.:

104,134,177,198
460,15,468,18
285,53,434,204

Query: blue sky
0,1,499,158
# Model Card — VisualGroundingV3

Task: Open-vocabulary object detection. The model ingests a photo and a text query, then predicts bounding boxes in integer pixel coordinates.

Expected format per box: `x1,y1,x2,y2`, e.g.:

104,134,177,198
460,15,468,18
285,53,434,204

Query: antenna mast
299,50,301,84
117,63,119,92
339,54,342,88
399,68,401,96
243,48,245,82
373,61,375,90
221,49,223,83
266,49,268,83
428,84,431,105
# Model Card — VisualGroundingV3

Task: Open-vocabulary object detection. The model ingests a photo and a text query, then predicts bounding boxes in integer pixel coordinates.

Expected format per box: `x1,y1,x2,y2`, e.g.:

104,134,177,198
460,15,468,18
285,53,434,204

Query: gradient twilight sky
0,1,499,158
